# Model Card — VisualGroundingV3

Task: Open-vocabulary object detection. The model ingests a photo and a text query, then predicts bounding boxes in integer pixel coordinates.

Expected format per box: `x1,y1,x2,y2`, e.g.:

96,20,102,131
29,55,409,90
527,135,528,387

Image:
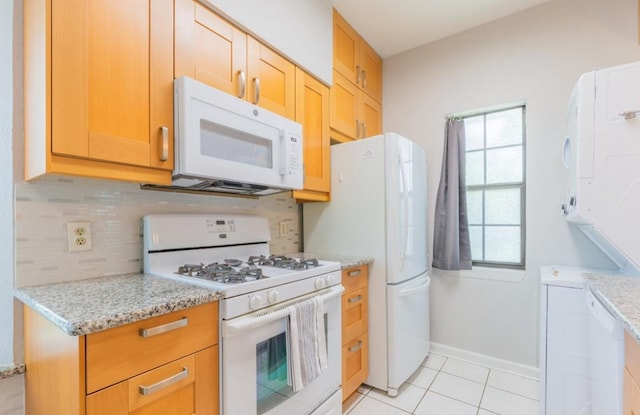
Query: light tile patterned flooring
342,353,539,415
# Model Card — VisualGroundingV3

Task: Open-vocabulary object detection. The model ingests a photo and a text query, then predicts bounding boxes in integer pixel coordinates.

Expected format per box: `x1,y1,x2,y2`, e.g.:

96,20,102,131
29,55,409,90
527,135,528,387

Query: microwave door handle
237,70,246,99
253,78,260,105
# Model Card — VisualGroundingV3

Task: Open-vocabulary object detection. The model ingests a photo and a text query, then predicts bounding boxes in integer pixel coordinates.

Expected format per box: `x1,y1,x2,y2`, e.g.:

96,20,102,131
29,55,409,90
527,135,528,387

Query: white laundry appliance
303,132,430,396
562,61,640,274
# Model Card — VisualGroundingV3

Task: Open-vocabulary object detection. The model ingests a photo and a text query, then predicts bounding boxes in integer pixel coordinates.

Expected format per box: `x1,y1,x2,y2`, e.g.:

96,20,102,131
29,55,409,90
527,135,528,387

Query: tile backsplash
15,176,301,288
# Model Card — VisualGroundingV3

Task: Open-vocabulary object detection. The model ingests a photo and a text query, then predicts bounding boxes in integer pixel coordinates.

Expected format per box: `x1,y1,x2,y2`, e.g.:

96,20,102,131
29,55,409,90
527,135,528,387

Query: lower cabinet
341,265,369,401
625,332,640,414
86,346,217,415
24,302,219,415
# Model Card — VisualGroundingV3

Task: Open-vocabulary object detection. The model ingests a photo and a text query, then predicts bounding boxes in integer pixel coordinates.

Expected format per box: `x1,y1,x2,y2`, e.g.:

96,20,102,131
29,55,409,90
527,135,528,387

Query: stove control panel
206,218,235,233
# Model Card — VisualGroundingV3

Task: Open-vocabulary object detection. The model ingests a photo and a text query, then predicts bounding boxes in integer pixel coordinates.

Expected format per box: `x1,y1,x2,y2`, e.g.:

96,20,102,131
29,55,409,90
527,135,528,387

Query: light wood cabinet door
342,333,369,401
330,71,382,142
332,9,383,104
293,68,330,202
360,93,382,138
247,36,296,119
360,41,383,103
175,0,246,97
333,9,360,86
86,346,218,415
51,0,174,172
330,70,359,141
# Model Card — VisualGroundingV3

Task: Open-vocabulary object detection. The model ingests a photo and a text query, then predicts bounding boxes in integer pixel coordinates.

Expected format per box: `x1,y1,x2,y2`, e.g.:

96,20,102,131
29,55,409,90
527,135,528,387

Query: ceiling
332,0,554,58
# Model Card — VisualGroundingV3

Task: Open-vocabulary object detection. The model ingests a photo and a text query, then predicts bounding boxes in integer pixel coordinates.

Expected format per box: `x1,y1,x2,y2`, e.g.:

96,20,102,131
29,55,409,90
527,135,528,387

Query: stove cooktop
148,254,340,298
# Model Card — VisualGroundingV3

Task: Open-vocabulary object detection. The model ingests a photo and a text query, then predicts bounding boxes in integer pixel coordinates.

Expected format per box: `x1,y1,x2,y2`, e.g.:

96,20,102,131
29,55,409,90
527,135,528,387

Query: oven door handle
222,285,344,338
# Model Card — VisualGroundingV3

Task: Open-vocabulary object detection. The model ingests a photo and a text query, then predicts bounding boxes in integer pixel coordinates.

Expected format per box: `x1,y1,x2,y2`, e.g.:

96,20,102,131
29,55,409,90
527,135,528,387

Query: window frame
462,105,527,269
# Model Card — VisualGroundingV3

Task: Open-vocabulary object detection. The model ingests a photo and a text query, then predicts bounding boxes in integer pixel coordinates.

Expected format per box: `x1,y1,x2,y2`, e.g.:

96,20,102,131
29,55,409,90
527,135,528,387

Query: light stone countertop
14,274,222,336
290,252,374,270
583,273,640,343
0,363,25,379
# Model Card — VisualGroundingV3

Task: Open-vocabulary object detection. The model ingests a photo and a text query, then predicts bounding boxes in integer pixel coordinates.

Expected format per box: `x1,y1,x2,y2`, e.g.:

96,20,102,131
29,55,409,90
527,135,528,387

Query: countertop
14,274,222,336
292,252,374,269
583,273,640,343
0,363,25,379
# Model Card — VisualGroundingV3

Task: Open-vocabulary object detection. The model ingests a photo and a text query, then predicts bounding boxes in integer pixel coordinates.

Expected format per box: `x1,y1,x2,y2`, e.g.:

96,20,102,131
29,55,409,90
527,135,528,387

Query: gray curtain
432,119,472,270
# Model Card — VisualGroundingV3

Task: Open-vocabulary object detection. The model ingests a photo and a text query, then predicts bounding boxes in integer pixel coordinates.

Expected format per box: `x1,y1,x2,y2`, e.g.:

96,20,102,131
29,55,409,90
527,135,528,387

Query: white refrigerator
303,132,430,396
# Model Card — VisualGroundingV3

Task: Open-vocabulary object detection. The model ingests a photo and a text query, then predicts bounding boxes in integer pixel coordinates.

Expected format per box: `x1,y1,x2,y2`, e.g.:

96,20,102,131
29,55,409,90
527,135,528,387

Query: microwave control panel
282,133,302,177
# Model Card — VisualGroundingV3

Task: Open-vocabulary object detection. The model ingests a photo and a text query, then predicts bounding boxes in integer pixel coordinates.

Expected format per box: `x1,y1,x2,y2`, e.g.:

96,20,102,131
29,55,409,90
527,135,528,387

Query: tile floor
342,353,539,415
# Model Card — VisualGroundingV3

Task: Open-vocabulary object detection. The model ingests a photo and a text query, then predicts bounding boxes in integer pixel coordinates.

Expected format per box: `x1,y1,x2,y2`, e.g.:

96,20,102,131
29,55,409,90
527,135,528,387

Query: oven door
221,285,343,415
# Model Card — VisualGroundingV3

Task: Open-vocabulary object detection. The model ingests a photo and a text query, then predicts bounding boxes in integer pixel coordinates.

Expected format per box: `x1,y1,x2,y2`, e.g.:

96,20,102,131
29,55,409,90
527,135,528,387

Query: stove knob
314,277,327,289
326,274,338,285
249,295,262,309
267,290,279,304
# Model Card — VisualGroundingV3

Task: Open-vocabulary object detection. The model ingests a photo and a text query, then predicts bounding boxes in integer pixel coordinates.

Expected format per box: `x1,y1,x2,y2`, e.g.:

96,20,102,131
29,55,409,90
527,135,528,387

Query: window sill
437,266,526,283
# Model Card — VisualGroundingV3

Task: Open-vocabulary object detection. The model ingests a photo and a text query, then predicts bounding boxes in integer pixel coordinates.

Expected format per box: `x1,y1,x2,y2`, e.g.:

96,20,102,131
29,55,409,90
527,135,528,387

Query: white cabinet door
545,285,591,415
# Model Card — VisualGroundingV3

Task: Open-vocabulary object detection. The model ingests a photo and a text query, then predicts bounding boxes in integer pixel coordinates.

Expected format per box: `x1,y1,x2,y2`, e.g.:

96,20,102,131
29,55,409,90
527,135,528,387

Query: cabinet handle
362,122,366,138
348,294,363,304
139,317,188,338
356,65,361,85
356,120,361,138
253,78,260,105
349,341,363,353
237,70,246,99
348,269,362,277
138,367,189,396
362,69,367,88
159,126,169,161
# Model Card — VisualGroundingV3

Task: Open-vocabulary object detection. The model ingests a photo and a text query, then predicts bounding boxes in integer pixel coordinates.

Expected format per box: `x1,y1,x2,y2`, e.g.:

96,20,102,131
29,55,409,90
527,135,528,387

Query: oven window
256,331,293,414
200,119,273,168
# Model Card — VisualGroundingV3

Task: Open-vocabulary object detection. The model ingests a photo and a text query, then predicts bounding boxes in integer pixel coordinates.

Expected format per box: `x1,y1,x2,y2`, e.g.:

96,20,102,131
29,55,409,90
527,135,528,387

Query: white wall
383,0,640,367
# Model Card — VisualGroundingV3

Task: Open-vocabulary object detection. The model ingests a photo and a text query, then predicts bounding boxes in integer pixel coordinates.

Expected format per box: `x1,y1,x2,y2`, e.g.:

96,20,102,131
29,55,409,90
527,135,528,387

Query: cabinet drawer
626,332,640,383
342,333,368,401
342,265,368,292
342,287,368,344
86,302,218,393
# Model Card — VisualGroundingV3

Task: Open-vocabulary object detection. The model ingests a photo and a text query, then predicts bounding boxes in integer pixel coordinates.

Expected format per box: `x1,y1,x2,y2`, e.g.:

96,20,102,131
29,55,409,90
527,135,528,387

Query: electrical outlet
67,221,92,252
279,221,288,237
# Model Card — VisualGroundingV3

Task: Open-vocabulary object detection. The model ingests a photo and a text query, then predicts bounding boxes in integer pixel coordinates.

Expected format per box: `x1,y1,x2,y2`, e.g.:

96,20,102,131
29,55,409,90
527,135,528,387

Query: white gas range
143,214,343,415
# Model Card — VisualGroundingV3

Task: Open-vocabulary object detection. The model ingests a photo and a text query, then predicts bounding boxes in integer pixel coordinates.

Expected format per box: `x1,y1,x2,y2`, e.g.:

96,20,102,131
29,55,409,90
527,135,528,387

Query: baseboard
429,342,539,380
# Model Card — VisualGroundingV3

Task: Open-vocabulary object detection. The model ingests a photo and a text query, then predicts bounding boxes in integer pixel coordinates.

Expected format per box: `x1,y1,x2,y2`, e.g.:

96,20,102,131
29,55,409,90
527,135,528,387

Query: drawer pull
348,269,362,277
349,341,363,353
139,367,189,396
348,294,363,304
139,317,188,338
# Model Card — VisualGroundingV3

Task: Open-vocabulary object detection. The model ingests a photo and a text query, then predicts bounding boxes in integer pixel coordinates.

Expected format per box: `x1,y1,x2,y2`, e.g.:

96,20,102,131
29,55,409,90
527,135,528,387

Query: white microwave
170,76,303,196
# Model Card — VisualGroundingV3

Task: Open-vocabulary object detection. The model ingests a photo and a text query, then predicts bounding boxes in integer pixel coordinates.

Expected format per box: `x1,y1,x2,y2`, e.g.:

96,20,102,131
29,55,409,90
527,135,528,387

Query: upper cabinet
24,0,174,185
333,10,382,104
293,68,331,202
175,0,295,120
330,9,383,143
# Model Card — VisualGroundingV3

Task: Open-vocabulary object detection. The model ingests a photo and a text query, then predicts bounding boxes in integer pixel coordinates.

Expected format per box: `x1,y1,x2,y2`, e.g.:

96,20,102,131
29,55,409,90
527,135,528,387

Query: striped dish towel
289,297,328,392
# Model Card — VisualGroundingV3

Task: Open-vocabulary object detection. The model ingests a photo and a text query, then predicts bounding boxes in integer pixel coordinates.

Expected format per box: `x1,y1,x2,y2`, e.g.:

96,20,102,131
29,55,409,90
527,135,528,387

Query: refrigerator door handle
398,155,410,270
399,277,430,297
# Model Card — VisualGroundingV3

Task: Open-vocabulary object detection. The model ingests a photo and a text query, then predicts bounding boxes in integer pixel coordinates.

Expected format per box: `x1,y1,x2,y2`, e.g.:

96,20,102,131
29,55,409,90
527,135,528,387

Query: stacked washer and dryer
540,61,640,415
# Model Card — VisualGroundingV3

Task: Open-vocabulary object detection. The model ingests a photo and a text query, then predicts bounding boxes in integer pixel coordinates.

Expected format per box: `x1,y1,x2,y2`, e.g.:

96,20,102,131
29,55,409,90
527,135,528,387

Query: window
463,106,525,268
